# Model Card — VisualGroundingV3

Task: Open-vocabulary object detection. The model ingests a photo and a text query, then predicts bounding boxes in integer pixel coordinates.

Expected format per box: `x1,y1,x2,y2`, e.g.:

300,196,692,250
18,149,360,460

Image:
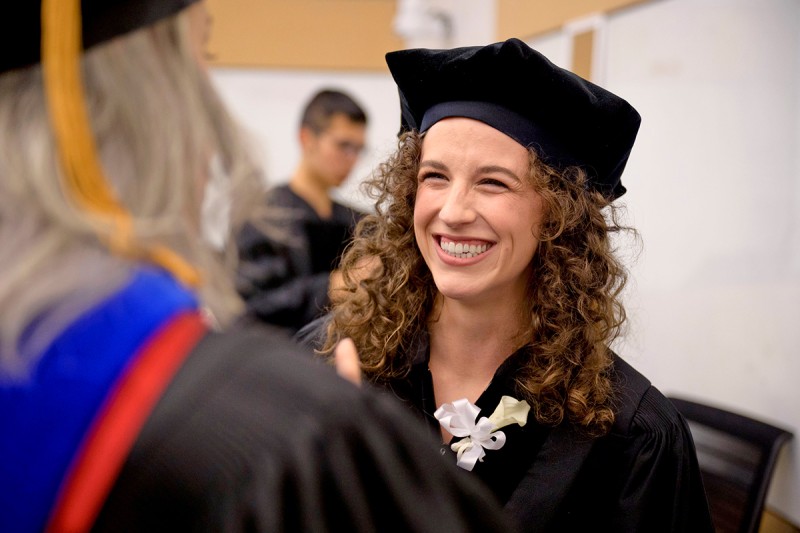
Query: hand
334,338,362,386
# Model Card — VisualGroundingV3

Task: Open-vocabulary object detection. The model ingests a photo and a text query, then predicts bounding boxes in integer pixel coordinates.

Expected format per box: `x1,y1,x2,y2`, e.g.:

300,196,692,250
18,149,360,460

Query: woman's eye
479,178,509,189
419,172,447,182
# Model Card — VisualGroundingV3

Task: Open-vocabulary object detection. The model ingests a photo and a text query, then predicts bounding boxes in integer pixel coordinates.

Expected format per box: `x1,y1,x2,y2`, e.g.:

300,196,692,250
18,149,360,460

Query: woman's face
413,117,544,307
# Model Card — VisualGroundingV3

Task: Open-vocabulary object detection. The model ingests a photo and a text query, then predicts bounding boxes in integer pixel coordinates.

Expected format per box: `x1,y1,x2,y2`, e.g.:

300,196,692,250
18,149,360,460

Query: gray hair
0,10,264,376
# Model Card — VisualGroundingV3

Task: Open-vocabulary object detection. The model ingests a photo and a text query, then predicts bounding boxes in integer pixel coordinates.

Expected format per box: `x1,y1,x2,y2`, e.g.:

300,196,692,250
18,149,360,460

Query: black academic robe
236,184,364,332
374,332,715,532
92,325,512,532
2,269,510,533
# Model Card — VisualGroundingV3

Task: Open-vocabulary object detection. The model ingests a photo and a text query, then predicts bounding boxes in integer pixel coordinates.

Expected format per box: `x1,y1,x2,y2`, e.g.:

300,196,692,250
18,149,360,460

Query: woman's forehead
420,118,530,170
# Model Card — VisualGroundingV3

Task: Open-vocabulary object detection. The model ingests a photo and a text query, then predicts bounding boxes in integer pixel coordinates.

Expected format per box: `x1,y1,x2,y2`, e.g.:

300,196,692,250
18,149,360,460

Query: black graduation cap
1,0,199,73
385,38,641,199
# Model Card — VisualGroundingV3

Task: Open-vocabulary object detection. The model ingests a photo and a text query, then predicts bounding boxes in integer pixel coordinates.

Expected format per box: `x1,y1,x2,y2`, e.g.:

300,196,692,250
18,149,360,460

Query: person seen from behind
0,2,512,531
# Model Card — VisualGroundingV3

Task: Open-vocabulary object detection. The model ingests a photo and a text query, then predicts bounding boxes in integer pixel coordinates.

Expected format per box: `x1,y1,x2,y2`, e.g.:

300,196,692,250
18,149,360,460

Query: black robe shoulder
508,356,714,532
93,325,511,532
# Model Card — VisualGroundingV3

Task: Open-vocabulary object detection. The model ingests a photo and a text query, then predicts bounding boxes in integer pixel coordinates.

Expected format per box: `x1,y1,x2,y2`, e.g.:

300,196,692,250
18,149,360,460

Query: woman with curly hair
313,39,713,531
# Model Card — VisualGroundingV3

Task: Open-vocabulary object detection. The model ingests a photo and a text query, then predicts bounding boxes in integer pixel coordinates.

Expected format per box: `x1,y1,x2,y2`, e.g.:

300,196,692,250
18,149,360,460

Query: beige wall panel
571,29,594,80
761,509,800,533
498,0,648,39
206,0,403,71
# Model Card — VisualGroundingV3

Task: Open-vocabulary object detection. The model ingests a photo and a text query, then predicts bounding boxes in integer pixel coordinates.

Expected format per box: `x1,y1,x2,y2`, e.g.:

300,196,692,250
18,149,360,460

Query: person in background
0,2,512,531
237,89,367,332
312,39,714,531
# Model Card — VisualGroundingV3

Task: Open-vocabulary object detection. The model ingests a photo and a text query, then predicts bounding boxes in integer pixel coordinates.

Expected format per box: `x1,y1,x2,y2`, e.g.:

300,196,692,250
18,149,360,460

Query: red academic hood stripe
46,311,208,533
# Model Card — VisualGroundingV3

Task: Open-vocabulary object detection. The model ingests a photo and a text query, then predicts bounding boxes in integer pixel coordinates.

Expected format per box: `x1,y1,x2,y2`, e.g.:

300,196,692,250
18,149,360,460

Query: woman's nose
438,187,476,227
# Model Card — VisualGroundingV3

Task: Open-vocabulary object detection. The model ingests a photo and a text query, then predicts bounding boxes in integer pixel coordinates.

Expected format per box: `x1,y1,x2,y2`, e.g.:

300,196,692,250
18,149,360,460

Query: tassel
41,0,201,287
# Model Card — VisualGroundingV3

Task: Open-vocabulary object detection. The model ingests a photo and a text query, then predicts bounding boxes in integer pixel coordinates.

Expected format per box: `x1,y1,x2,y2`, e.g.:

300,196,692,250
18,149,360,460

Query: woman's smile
436,235,495,260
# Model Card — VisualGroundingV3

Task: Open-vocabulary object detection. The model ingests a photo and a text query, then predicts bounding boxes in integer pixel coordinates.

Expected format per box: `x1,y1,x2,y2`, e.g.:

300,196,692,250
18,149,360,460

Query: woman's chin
433,282,485,304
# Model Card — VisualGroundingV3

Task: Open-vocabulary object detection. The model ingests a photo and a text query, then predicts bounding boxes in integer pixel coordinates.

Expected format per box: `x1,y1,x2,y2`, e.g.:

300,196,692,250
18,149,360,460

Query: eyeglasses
323,134,366,157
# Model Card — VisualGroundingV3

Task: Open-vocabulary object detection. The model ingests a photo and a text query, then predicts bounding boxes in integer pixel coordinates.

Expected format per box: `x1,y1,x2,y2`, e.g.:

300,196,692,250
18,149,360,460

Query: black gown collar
398,330,550,504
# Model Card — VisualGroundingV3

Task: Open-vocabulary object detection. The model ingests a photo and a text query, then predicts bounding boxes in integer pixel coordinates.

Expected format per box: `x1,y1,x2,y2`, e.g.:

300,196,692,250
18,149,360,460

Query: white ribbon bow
434,396,530,471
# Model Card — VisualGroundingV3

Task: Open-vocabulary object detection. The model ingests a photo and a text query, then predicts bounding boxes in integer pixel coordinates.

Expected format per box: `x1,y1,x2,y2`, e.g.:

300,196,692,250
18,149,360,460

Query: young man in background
237,89,368,332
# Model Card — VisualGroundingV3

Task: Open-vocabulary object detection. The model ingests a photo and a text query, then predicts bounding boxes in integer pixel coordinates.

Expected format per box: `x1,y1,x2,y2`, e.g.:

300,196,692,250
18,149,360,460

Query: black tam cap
385,38,641,199
1,0,199,74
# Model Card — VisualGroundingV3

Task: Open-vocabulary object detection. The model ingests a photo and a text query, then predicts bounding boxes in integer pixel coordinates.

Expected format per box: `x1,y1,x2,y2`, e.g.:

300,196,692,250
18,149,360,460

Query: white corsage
434,395,530,471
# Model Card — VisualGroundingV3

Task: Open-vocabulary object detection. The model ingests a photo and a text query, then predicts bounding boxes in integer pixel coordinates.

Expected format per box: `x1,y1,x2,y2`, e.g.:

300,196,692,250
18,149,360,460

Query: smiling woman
312,38,715,531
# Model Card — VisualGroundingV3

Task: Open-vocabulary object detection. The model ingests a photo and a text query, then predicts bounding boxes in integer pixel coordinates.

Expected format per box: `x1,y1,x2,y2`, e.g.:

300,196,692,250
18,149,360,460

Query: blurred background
205,0,799,528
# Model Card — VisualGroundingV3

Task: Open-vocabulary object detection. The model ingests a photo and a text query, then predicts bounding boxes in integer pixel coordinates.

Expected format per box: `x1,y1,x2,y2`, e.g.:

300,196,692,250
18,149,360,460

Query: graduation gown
0,268,510,533
236,184,364,332
383,331,715,532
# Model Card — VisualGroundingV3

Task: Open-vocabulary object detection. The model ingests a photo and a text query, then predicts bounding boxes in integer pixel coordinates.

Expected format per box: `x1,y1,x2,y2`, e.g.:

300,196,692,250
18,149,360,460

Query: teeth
439,238,491,258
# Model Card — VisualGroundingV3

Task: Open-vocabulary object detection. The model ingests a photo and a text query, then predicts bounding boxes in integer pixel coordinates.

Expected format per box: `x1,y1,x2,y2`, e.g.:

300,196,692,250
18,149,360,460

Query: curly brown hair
323,131,634,435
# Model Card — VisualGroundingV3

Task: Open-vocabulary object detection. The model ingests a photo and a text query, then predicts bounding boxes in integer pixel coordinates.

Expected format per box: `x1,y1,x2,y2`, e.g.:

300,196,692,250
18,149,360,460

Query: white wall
211,0,800,522
526,0,800,521
604,0,800,522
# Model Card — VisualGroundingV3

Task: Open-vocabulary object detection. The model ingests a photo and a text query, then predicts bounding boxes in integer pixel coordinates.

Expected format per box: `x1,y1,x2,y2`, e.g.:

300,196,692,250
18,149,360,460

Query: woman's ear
186,1,212,69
